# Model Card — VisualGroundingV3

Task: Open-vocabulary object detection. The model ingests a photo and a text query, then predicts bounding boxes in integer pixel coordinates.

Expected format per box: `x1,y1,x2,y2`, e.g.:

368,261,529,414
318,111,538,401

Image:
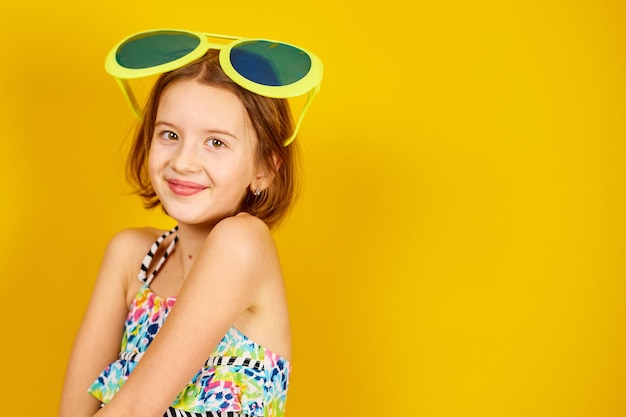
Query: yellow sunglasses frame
105,29,323,146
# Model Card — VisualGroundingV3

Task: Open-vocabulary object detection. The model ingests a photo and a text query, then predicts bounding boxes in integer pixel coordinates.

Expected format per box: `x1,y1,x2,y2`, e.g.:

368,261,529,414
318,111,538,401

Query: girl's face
148,79,263,227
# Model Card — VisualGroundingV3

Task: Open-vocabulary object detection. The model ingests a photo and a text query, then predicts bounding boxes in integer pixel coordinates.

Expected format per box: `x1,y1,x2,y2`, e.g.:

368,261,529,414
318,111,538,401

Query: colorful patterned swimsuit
88,227,291,417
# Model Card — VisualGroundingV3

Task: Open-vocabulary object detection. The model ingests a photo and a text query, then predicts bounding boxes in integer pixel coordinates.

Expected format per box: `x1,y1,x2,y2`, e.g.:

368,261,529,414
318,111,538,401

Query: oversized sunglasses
105,29,323,146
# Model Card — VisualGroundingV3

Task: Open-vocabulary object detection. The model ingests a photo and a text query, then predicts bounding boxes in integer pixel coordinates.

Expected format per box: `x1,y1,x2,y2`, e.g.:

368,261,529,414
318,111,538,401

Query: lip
166,179,208,196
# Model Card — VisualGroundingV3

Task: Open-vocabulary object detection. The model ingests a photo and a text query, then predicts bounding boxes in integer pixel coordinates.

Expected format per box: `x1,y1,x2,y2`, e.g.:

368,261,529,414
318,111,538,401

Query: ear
250,153,281,193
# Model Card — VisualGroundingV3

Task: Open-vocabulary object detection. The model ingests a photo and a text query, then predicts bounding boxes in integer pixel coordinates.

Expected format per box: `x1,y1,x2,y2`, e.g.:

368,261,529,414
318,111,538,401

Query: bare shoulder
199,214,281,287
104,227,165,259
99,227,169,285
209,213,277,256
209,215,288,356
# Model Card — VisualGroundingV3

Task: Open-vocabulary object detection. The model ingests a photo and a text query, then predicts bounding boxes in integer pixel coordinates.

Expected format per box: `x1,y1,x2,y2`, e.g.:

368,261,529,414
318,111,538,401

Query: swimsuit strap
137,226,179,285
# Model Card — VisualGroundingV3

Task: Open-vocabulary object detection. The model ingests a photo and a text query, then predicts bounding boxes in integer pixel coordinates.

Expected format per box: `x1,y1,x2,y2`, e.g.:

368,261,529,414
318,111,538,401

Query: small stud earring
254,188,261,196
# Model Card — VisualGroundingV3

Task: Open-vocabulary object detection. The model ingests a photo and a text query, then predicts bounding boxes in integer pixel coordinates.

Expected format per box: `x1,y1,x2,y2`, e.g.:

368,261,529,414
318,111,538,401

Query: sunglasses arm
283,86,320,147
115,77,143,120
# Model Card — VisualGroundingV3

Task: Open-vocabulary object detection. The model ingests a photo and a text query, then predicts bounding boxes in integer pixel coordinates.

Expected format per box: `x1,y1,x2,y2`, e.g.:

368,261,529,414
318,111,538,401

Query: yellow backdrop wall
1,0,624,416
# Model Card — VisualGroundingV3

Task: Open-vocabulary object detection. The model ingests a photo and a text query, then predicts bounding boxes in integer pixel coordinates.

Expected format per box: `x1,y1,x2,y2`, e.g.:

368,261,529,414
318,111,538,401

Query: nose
171,141,201,173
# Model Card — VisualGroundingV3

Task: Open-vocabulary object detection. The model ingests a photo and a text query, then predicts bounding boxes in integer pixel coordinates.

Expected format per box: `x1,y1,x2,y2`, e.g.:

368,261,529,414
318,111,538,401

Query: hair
126,49,300,229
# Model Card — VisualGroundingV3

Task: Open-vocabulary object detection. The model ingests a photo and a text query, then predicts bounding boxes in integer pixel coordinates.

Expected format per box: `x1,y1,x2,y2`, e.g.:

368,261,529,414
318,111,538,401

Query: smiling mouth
167,179,207,196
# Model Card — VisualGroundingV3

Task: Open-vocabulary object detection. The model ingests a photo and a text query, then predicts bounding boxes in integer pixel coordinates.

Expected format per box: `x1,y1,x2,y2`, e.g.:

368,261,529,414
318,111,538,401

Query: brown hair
126,50,300,229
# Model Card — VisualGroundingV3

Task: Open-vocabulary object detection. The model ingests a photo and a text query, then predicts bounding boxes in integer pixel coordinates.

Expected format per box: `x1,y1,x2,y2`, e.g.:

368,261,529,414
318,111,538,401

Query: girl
59,29,322,417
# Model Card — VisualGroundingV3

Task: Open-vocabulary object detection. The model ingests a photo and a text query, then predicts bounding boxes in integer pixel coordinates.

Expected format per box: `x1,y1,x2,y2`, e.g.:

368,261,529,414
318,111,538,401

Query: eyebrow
154,120,239,140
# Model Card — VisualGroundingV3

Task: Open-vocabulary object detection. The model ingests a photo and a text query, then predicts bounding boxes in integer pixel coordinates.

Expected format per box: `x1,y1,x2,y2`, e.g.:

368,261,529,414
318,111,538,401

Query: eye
158,130,179,141
207,138,225,148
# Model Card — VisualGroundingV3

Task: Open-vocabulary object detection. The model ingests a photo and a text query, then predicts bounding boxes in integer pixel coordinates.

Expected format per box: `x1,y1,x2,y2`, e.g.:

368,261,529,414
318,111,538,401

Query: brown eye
208,138,224,148
158,130,179,141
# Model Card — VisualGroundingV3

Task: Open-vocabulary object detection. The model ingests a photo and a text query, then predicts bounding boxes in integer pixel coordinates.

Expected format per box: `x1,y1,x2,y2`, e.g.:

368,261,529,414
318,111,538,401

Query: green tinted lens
229,41,312,86
116,32,201,69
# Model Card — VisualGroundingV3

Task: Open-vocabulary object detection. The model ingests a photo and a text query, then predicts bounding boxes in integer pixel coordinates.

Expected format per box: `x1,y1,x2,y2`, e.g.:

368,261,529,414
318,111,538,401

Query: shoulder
105,227,164,256
98,227,173,301
210,213,275,251
100,227,170,275
202,214,279,272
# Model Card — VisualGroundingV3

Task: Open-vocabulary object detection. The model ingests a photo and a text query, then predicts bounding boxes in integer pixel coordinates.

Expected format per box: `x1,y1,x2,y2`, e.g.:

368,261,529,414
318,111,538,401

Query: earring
254,188,261,196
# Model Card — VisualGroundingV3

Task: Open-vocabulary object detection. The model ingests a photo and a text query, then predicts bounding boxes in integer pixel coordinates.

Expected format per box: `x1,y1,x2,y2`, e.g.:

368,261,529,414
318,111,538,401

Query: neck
173,222,215,278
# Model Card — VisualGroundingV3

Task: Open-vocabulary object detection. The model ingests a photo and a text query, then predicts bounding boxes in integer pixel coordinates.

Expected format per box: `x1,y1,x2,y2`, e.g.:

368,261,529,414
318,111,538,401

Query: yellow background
1,0,625,415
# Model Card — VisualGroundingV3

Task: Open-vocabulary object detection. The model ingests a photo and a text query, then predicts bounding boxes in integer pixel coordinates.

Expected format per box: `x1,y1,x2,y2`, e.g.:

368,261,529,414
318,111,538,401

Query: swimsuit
88,227,291,417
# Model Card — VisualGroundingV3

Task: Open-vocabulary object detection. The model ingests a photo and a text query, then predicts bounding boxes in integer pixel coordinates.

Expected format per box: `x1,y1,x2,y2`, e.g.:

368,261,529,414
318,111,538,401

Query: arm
59,230,152,417
94,215,278,417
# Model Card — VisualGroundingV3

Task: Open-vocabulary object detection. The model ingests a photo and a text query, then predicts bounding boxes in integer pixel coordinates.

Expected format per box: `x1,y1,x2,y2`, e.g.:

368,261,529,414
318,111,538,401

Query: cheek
235,157,258,183
147,150,162,181
147,153,155,175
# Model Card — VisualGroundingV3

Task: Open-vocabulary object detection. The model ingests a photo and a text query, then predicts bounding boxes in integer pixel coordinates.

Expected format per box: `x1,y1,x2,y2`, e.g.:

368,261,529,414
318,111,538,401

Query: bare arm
94,215,279,417
59,230,151,417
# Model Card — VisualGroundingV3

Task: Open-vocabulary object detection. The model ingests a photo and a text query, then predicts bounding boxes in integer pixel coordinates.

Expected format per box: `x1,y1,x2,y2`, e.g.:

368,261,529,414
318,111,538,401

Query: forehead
157,79,256,143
